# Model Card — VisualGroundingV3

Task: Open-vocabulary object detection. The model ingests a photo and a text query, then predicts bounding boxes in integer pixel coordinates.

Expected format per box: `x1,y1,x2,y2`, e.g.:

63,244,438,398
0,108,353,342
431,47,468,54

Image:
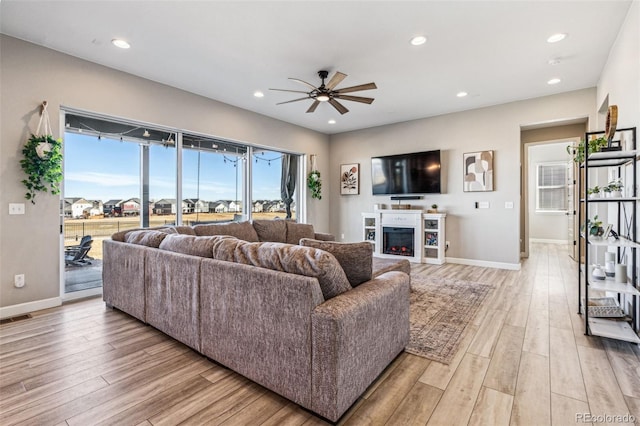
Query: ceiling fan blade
269,88,310,94
306,100,320,113
326,72,347,90
334,82,377,94
333,94,375,104
276,97,310,105
288,78,318,91
329,98,349,115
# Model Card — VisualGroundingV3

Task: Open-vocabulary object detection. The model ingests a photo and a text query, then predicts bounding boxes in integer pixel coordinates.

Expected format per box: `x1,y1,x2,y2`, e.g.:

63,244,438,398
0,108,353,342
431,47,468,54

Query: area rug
406,274,495,364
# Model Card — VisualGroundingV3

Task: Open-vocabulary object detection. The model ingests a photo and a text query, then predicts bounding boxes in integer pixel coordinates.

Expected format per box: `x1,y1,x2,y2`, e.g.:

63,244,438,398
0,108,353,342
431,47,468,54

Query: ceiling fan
270,70,377,115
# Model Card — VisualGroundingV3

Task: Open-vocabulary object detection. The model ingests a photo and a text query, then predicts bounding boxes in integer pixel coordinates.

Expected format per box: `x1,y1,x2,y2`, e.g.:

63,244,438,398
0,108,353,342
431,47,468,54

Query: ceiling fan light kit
270,70,377,115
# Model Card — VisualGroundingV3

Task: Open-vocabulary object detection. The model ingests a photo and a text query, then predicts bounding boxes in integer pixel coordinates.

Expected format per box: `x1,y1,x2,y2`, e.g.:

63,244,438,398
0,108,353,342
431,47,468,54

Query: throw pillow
285,222,315,245
299,238,373,286
211,238,352,300
193,221,259,242
124,230,169,248
159,234,234,258
252,219,287,243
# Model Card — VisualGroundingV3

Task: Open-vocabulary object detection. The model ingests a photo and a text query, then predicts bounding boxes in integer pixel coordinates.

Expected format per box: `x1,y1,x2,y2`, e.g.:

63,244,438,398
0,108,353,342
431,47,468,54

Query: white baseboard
530,238,568,245
0,297,62,319
446,257,521,271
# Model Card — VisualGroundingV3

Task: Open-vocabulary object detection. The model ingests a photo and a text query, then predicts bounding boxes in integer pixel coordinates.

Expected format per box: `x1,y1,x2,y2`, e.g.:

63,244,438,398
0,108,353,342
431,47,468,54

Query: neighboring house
183,198,209,214
228,200,241,213
252,201,264,213
121,198,140,216
85,200,103,217
211,201,229,213
104,199,123,217
154,199,176,215
65,197,93,219
182,199,195,214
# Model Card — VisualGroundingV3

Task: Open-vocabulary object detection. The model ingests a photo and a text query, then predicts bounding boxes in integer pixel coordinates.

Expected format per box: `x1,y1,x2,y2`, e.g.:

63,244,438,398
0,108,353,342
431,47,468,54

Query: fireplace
382,227,415,257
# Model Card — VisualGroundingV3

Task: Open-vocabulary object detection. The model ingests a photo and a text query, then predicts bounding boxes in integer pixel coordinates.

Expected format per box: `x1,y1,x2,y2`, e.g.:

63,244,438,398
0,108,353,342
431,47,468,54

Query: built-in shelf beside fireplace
362,210,446,264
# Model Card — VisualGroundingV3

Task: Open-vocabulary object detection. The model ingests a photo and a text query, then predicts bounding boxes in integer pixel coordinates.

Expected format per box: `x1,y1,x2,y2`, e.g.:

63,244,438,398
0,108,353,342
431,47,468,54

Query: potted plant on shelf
567,136,608,163
583,215,605,239
428,203,438,213
606,179,623,198
587,186,601,199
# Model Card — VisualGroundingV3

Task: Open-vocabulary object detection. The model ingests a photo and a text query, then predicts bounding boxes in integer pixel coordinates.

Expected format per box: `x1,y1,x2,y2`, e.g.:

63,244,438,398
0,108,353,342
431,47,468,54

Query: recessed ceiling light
328,119,336,124
456,91,468,98
548,58,561,65
547,33,567,43
547,78,561,85
410,35,427,46
111,39,130,49
253,91,264,98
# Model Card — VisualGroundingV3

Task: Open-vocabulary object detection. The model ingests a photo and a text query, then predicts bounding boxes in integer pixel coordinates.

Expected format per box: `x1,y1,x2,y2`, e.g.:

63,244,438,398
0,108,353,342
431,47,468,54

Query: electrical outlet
341,233,345,240
445,241,450,250
9,203,25,215
14,274,25,288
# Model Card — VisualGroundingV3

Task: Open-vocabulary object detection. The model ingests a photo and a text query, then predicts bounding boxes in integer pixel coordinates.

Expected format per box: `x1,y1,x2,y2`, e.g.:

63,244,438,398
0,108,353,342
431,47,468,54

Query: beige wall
0,36,329,311
329,89,596,268
597,0,639,130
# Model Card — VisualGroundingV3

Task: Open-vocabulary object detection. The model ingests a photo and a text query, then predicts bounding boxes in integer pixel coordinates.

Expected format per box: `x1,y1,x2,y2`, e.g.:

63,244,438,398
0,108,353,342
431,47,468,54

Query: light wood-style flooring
1,243,639,425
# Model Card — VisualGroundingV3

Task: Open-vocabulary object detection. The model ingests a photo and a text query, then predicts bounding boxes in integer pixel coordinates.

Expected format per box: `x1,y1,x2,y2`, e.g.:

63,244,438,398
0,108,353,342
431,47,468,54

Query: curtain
280,154,297,219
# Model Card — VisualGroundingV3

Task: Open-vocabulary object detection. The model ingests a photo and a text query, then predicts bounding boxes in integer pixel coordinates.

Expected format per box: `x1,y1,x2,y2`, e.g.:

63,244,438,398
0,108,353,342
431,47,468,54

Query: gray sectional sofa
102,219,410,422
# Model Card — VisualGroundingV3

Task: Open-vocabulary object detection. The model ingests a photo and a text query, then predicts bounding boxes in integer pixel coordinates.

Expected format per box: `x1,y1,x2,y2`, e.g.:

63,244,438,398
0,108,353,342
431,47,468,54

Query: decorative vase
592,265,606,280
611,190,622,198
589,192,600,199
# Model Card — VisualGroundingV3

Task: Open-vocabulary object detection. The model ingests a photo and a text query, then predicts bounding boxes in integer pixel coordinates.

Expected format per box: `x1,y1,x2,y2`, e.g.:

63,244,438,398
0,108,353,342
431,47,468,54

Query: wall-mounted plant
567,137,608,163
307,154,322,200
20,102,63,204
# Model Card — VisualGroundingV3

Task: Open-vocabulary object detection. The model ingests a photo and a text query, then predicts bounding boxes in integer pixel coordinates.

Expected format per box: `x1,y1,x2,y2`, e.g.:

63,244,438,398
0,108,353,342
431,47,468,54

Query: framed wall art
340,163,360,195
463,150,494,192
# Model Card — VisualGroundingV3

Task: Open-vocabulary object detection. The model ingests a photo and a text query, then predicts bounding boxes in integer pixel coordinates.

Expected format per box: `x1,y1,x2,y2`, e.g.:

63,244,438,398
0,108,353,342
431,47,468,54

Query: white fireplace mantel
362,210,446,264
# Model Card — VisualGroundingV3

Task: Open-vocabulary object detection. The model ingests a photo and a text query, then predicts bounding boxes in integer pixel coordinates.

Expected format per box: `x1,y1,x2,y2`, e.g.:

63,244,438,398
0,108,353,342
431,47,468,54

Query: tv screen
371,150,441,195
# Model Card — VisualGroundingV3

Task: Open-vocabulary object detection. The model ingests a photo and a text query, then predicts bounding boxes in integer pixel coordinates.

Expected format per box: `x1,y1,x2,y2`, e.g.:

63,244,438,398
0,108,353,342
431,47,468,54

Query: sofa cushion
124,230,169,248
193,221,259,242
159,234,232,258
111,226,175,242
299,239,373,286
211,238,352,300
253,219,287,243
286,222,316,245
170,226,196,235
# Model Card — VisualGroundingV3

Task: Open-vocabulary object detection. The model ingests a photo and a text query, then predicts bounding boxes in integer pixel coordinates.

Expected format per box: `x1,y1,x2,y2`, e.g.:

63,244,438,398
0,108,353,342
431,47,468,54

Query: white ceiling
0,1,632,135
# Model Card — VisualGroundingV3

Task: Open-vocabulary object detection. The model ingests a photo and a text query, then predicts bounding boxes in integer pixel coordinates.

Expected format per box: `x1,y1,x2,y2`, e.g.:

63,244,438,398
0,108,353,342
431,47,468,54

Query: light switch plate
478,201,490,209
9,203,25,215
505,201,514,209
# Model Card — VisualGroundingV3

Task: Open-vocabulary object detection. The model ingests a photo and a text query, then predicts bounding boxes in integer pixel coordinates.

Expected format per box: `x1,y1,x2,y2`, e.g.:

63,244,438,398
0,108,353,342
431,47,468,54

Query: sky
63,132,284,203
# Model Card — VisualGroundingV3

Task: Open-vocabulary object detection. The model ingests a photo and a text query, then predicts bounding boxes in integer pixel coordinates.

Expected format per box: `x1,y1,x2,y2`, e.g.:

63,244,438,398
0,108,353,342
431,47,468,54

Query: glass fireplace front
382,226,415,257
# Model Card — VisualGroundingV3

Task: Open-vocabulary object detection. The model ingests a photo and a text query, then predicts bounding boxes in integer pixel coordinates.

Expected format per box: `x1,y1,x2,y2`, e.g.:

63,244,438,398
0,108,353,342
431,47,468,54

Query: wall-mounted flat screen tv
371,150,441,195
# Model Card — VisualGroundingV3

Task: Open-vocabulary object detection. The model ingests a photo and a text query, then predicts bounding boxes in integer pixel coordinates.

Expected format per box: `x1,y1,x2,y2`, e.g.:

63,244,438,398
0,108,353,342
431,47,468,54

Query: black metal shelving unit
578,127,639,344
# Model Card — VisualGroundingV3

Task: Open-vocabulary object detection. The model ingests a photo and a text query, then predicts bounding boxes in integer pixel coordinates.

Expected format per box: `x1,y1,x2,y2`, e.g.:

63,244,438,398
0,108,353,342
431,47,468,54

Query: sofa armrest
313,232,335,241
311,271,410,421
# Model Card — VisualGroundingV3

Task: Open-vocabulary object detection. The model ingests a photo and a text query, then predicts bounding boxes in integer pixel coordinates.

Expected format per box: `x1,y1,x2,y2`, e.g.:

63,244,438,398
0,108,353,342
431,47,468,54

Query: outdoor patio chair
66,235,92,251
65,237,93,266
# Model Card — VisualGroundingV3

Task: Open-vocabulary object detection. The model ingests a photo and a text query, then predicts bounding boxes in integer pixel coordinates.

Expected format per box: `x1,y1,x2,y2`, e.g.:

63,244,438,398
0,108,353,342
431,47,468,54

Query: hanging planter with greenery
567,136,608,163
20,101,63,204
307,154,322,200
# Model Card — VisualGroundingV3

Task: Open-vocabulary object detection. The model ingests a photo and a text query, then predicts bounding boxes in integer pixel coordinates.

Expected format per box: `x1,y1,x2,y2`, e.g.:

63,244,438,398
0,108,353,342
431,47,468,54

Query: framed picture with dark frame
340,163,360,195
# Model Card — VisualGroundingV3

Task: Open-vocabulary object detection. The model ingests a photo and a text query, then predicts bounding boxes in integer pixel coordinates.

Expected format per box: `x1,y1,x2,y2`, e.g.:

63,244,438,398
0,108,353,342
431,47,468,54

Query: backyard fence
64,220,175,241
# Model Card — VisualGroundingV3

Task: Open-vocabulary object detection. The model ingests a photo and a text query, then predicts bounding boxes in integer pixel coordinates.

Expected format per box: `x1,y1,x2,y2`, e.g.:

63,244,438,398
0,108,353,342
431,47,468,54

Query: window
536,162,568,212
182,135,247,224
